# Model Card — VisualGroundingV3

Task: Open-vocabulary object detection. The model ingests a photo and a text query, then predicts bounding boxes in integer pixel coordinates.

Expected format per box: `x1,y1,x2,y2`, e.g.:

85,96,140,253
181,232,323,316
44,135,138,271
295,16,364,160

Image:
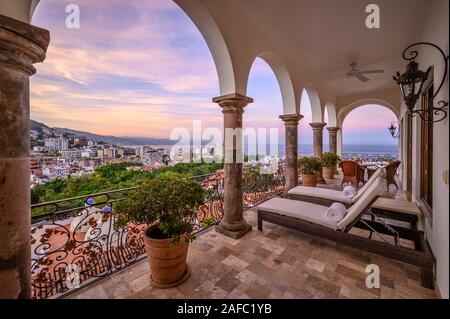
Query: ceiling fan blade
354,74,370,82
357,69,384,75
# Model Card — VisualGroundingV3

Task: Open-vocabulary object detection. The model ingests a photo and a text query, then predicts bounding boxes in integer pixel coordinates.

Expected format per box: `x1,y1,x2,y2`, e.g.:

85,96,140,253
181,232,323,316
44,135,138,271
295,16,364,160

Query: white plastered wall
411,0,448,299
398,0,449,298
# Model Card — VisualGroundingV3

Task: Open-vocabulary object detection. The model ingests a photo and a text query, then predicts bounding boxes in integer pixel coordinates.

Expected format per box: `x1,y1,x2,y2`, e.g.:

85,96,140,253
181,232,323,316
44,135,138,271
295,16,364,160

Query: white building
81,150,97,158
44,137,69,151
32,146,45,152
141,150,164,166
60,150,83,159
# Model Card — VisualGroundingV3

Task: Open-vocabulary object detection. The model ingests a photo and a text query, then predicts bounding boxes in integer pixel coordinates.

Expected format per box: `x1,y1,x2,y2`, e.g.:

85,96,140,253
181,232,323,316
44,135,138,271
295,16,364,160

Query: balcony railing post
0,15,49,299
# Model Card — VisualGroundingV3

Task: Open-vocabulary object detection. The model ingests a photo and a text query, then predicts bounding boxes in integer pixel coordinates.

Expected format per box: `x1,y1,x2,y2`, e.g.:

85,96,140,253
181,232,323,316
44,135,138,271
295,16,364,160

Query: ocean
243,144,398,160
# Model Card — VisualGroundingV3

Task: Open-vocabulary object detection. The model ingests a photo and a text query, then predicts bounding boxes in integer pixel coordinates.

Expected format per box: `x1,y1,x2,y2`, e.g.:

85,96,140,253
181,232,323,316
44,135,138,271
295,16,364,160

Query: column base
215,222,252,239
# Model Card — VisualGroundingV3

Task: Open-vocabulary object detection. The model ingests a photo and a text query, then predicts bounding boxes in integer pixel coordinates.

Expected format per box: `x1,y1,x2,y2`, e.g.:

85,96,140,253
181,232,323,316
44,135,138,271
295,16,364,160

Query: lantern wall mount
393,42,448,123
388,121,400,139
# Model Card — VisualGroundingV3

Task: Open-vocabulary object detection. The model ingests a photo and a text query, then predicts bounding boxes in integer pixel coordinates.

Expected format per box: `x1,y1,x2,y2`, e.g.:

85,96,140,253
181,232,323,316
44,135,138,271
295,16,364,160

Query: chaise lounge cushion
257,198,339,230
287,167,386,204
287,186,353,204
337,176,387,230
352,167,386,202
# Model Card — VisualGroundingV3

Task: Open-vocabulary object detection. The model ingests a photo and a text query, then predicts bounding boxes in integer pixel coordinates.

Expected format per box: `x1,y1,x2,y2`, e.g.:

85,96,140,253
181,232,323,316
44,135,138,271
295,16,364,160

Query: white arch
302,88,323,122
246,52,297,115
324,102,337,127
336,99,399,157
174,0,236,95
337,98,400,125
0,0,39,23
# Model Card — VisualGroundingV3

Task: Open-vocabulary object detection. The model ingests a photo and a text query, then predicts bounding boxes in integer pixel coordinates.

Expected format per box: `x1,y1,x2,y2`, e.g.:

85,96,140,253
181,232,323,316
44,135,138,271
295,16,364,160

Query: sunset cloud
30,0,397,144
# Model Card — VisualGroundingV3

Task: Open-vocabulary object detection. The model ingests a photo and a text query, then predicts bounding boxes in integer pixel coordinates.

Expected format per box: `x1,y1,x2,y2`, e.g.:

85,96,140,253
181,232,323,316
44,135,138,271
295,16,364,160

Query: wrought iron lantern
388,121,400,139
393,42,448,122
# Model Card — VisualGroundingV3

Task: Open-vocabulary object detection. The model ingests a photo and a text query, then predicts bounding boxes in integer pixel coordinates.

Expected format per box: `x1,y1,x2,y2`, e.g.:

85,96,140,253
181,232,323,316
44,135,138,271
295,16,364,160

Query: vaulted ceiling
180,0,430,102
231,0,427,97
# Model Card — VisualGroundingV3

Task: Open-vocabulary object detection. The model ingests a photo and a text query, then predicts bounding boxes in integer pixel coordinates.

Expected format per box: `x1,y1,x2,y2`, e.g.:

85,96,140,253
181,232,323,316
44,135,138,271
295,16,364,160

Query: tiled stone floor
69,210,435,299
68,173,435,299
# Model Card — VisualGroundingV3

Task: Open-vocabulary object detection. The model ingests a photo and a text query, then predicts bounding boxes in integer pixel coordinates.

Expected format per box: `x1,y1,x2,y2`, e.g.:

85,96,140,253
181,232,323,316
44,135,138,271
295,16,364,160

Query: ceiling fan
340,63,384,82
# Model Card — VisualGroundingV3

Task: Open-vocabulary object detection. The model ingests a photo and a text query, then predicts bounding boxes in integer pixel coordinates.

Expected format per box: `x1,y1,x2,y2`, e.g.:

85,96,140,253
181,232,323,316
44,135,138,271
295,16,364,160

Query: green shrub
201,216,217,229
322,152,340,167
297,156,322,175
114,172,205,243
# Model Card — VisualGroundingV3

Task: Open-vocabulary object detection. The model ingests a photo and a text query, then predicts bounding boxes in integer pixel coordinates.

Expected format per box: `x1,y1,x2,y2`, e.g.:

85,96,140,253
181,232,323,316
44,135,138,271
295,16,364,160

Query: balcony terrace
68,201,435,299
0,0,448,300
29,169,435,300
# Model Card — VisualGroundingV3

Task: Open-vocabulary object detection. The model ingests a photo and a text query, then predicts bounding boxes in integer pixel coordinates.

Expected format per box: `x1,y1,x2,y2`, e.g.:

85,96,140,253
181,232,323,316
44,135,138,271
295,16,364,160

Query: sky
31,0,397,145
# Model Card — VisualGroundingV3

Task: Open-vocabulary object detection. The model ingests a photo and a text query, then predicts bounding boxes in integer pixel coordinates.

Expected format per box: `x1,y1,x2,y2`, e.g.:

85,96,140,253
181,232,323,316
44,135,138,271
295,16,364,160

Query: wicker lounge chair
257,177,434,288
339,160,364,187
385,160,401,190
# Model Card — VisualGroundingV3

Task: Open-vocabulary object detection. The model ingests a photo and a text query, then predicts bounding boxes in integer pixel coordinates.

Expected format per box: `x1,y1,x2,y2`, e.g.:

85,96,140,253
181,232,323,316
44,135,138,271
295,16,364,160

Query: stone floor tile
67,207,436,300
222,254,249,270
235,269,259,286
305,258,326,272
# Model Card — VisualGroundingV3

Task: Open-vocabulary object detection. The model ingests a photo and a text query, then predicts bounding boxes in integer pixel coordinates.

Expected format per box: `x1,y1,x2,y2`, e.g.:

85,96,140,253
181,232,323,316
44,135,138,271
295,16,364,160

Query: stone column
213,93,253,239
326,127,340,154
0,15,49,298
310,122,327,182
279,114,303,194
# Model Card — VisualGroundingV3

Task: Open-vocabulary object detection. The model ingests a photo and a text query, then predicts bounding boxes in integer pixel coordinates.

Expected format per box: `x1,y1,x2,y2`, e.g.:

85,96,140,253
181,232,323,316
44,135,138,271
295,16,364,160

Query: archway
245,57,284,159
340,104,399,161
299,89,314,156
31,0,222,138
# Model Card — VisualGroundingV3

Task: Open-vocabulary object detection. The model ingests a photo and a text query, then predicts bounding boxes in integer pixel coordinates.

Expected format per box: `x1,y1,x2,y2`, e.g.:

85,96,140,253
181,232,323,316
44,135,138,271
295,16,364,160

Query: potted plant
115,172,205,288
298,156,322,187
322,152,340,179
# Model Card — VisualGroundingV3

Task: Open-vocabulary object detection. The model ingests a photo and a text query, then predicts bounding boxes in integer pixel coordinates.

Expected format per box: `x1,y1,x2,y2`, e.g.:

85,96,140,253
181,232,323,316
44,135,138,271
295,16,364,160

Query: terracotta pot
301,173,318,187
323,166,335,179
143,225,190,288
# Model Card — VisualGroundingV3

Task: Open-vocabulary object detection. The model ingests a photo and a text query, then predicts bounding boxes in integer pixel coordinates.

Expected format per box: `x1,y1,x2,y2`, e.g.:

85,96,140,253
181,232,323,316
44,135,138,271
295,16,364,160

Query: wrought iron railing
30,164,285,299
242,162,285,210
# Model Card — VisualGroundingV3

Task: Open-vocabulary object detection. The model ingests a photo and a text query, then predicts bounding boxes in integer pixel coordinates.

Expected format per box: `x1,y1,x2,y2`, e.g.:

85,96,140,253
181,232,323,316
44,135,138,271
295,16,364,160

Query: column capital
326,126,340,133
213,93,253,113
279,113,303,125
0,15,50,75
309,122,327,130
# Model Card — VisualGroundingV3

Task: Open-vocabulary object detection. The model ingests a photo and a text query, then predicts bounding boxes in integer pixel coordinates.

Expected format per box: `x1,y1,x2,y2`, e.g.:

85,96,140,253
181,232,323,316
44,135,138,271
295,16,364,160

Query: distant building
104,148,118,158
122,147,136,156
141,149,164,166
32,146,45,152
81,150,97,158
136,146,157,157
60,150,83,158
74,137,89,147
44,137,69,151
30,156,57,176
78,157,103,169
